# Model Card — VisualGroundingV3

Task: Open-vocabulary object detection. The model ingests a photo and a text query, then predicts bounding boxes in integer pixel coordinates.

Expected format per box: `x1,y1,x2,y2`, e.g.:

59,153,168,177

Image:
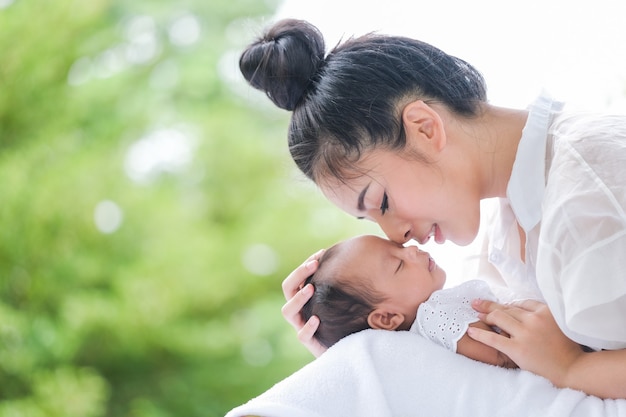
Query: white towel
225,329,626,417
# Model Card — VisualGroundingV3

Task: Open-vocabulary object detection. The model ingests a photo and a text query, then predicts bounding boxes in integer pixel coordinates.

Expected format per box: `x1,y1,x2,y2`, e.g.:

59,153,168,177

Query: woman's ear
401,100,447,152
367,309,405,330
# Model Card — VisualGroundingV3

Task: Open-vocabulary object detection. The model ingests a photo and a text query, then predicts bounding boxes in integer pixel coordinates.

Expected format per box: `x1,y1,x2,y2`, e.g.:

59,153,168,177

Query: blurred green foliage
0,0,377,416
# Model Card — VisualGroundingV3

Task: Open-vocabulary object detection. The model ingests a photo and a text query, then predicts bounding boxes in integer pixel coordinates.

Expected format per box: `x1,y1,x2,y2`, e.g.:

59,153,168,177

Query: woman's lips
419,224,444,244
434,224,445,244
418,225,434,244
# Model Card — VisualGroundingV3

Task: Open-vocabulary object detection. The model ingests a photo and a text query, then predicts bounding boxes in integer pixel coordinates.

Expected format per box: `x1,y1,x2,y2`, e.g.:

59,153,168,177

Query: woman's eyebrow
357,183,371,211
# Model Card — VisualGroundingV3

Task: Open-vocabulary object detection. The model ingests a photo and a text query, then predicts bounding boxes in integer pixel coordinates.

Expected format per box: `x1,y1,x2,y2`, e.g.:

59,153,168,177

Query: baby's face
337,235,447,318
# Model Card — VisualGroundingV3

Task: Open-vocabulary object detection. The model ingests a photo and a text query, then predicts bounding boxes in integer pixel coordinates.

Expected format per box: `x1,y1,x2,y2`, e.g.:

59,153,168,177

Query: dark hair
239,19,487,182
300,244,385,348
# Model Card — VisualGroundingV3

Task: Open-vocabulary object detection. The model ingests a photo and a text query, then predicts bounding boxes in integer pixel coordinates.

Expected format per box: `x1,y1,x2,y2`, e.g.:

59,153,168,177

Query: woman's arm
457,321,517,369
468,299,626,399
281,249,327,357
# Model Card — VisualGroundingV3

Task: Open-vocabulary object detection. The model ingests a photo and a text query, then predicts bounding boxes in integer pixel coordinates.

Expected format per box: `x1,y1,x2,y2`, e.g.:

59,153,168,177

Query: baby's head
301,235,446,348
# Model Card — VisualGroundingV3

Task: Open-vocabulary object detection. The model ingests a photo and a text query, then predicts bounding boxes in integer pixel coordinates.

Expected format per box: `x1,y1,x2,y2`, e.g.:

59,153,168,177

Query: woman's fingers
472,299,546,331
470,298,585,386
297,315,320,341
298,316,326,357
472,298,544,314
507,298,546,312
471,298,555,338
281,283,314,329
280,249,328,357
282,249,324,300
466,325,511,352
281,284,326,357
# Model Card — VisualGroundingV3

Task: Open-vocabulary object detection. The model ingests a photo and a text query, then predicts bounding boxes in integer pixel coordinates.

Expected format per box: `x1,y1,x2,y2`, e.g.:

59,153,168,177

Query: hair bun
239,19,325,111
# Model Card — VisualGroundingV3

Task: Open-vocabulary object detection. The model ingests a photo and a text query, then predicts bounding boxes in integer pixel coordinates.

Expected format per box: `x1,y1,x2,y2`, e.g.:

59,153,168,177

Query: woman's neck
471,104,529,198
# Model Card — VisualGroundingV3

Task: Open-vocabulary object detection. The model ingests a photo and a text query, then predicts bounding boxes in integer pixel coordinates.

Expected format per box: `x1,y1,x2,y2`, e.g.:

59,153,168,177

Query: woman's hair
239,19,487,183
300,244,385,348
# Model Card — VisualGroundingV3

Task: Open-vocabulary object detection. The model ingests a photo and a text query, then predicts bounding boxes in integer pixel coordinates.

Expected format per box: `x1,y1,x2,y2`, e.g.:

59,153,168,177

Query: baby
301,234,517,368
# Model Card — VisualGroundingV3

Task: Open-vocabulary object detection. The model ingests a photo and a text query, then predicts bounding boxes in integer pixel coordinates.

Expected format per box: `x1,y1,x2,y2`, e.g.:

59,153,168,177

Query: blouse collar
507,92,564,231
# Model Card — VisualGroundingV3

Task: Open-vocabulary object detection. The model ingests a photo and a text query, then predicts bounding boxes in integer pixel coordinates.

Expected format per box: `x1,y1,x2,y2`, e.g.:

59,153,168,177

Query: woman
239,19,626,398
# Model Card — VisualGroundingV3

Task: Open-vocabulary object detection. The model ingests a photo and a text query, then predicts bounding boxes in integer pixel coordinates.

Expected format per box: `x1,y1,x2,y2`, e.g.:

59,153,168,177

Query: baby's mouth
428,257,436,272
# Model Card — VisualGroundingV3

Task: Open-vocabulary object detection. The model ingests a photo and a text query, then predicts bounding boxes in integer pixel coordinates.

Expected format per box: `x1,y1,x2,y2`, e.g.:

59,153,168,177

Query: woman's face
319,147,482,246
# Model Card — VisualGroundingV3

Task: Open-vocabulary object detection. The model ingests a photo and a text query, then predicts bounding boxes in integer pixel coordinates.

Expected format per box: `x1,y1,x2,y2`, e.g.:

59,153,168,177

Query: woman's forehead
315,146,398,183
319,177,371,215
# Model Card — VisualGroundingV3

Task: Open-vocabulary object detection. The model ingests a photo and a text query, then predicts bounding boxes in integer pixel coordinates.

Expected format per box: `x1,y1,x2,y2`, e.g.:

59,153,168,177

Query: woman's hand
281,249,327,357
467,299,584,387
469,299,626,399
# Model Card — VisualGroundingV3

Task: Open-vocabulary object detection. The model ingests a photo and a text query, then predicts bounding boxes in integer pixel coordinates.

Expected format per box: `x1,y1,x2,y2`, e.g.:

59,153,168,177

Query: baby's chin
429,257,446,285
436,269,447,289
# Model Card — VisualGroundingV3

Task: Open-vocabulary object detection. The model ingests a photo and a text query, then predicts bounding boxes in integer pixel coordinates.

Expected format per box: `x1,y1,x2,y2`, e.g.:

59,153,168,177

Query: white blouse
478,93,626,350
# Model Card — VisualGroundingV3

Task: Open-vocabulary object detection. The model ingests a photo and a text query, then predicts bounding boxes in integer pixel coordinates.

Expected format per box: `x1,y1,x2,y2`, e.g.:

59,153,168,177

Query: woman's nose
380,221,412,245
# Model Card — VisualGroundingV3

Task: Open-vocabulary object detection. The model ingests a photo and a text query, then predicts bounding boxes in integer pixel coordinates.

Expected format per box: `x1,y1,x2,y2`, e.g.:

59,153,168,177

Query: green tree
0,0,375,416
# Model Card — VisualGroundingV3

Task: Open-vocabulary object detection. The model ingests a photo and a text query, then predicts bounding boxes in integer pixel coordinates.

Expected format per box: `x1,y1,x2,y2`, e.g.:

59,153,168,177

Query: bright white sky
276,0,626,112
271,0,626,284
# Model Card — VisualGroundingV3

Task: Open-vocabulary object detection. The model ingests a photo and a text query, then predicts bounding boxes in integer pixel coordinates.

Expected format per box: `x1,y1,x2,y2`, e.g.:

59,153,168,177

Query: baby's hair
300,243,385,348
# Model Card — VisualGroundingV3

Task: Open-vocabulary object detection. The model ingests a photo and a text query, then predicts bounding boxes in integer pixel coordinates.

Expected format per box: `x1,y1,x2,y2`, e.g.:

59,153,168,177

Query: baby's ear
367,309,405,330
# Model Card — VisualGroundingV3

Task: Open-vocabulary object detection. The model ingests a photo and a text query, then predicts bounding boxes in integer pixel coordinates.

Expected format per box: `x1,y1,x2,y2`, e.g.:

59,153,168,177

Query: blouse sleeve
537,113,626,350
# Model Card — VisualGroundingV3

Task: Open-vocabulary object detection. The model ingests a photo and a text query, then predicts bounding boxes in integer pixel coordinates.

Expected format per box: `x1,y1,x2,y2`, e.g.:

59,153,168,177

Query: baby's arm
457,321,517,369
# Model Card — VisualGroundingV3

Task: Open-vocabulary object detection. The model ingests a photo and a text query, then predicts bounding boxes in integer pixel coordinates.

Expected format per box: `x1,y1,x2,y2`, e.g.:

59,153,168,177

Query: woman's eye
380,192,389,215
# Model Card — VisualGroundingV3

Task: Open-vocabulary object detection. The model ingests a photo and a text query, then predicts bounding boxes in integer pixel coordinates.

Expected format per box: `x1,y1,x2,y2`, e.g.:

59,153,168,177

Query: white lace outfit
409,280,497,352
